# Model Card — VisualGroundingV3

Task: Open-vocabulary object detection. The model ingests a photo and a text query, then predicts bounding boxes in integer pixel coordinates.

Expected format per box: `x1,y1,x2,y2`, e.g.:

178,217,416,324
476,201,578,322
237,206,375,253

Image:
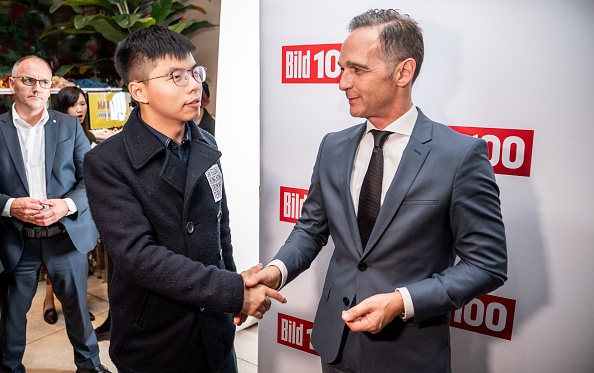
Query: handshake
234,264,285,326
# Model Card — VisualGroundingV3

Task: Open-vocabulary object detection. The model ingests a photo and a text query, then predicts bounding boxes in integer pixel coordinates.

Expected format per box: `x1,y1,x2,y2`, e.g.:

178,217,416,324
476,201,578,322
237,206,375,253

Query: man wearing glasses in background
83,26,285,373
0,56,109,373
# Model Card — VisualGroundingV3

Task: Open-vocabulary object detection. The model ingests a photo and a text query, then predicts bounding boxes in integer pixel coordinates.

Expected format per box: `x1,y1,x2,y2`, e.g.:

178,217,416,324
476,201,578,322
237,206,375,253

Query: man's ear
128,81,148,104
394,58,416,87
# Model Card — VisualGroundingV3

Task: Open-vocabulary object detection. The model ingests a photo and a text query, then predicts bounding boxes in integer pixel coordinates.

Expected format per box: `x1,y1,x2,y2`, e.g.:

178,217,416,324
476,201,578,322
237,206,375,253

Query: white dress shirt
1,105,76,217
271,106,419,320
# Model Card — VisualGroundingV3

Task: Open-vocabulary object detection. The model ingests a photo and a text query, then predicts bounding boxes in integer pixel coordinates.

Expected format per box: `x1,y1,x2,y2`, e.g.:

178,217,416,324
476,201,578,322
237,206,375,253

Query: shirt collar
12,104,49,128
137,110,192,148
365,105,418,136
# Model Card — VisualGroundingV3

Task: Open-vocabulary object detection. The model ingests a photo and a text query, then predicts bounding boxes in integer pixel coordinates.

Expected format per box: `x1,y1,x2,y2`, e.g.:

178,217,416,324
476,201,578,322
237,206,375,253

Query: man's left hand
342,291,404,334
33,199,69,226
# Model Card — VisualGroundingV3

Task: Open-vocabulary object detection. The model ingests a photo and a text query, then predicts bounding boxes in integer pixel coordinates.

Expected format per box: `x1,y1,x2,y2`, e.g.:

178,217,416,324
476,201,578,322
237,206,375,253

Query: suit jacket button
217,211,222,221
343,297,349,306
200,307,205,312
358,262,367,271
186,222,195,234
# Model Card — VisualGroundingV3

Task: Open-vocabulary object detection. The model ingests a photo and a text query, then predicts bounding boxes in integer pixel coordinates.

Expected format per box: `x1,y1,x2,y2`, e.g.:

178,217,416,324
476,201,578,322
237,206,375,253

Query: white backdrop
259,0,594,372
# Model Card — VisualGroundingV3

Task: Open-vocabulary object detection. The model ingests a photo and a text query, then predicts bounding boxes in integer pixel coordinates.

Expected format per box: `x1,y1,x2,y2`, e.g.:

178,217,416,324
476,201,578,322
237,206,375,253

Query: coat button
200,307,205,312
186,222,195,234
358,262,367,271
343,297,350,306
217,211,222,221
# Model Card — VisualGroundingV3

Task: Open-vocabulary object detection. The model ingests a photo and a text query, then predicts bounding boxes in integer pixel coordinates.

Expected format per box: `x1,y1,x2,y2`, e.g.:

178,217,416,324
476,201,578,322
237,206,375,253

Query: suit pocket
401,199,439,205
56,138,73,149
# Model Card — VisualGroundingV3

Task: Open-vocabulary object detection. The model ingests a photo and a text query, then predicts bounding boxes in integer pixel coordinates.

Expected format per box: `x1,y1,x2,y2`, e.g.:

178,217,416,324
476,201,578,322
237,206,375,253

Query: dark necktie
358,130,392,248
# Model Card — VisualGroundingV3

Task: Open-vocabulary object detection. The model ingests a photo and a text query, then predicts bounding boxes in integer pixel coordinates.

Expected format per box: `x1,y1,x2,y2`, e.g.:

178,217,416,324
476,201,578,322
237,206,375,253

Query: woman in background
41,87,96,325
53,86,97,146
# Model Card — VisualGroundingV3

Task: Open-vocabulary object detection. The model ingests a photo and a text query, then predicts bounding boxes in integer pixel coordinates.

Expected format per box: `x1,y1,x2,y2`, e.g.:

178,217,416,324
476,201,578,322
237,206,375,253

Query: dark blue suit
0,109,100,372
275,109,507,372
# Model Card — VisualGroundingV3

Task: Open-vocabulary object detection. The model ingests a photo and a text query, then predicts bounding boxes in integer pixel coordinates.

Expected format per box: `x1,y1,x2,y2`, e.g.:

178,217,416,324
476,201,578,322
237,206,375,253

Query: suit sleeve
274,134,331,284
406,138,508,324
61,115,92,214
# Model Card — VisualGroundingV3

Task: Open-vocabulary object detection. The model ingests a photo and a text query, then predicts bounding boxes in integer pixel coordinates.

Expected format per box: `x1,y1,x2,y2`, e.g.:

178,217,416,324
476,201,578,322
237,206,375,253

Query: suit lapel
0,112,29,194
340,123,367,255
362,109,433,258
44,112,57,191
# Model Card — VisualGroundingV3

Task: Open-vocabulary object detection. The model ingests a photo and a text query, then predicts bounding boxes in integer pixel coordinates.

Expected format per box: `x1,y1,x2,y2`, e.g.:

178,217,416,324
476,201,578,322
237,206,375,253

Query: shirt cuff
267,259,288,290
396,287,414,320
63,198,77,216
1,198,15,217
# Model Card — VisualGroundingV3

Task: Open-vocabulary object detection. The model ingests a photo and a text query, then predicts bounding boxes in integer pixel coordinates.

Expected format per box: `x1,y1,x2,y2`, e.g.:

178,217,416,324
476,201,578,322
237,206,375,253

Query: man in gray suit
246,9,508,372
0,56,109,373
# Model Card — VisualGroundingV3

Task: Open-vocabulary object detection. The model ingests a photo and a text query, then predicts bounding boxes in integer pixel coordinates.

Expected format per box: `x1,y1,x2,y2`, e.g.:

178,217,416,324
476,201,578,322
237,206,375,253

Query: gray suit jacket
0,110,98,272
274,108,507,372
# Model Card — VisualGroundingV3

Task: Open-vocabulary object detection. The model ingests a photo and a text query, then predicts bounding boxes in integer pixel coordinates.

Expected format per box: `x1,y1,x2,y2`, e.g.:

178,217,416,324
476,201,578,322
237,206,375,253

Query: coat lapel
340,123,367,255
0,112,29,194
362,109,433,258
184,124,222,200
44,112,58,191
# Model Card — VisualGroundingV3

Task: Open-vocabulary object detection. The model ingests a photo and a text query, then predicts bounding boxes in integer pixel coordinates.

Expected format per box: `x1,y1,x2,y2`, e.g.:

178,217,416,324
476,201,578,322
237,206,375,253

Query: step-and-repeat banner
259,0,594,372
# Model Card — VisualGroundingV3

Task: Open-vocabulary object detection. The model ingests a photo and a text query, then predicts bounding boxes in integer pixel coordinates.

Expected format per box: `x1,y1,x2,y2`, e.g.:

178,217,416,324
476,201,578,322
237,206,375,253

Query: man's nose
338,71,350,91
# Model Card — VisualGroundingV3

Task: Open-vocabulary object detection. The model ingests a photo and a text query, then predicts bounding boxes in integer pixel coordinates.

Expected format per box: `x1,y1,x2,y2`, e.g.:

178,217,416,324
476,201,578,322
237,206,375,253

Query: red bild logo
282,44,342,83
277,313,318,355
450,126,534,177
450,294,516,340
279,186,308,223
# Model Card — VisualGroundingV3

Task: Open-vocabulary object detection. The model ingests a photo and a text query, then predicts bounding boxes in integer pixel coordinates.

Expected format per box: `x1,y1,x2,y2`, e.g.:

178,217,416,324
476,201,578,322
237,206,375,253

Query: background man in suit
246,9,508,372
0,56,109,373
83,26,284,373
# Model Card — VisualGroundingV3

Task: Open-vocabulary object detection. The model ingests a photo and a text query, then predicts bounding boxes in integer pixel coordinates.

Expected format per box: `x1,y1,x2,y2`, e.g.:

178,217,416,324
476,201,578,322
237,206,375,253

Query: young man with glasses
83,26,285,373
0,56,110,373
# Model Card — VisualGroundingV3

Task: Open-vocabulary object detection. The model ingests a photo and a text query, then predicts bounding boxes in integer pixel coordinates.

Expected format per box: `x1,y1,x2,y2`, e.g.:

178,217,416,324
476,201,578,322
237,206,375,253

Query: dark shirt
138,111,192,166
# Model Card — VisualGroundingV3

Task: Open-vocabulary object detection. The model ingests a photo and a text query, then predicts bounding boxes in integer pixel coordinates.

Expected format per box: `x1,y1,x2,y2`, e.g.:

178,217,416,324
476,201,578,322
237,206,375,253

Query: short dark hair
114,26,197,85
349,9,424,82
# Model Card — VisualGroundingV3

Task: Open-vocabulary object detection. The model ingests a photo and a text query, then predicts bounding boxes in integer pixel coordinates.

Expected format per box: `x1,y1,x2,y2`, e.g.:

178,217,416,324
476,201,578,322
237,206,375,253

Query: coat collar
122,108,222,196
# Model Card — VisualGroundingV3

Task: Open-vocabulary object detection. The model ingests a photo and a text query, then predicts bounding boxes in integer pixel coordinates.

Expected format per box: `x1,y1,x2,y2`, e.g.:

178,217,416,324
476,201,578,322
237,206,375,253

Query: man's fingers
241,263,263,278
264,287,286,304
244,270,267,287
342,303,367,322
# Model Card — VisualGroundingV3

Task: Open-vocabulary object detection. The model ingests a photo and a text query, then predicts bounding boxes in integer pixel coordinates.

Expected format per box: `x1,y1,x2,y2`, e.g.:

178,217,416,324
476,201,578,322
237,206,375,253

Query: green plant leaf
50,0,117,15
129,17,157,32
54,58,113,77
74,14,102,29
150,0,173,24
168,21,186,33
179,20,217,35
113,13,145,29
88,18,130,43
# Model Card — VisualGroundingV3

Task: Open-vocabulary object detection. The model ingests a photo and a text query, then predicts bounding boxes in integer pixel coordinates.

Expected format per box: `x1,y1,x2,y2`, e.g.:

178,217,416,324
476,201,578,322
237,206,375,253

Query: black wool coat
83,109,244,373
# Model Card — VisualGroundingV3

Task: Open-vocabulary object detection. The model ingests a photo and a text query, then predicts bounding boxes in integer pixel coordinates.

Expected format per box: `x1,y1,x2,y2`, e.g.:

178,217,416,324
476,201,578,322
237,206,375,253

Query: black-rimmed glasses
138,66,206,87
12,76,52,89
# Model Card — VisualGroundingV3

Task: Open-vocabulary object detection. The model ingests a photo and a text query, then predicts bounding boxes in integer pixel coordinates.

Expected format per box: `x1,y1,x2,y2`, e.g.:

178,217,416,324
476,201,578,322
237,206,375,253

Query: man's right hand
10,197,43,224
234,264,285,325
244,265,282,290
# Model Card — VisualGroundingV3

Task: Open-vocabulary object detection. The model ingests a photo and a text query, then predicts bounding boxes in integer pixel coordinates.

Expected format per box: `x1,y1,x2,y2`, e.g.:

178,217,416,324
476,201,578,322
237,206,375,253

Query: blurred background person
53,86,97,147
196,81,215,136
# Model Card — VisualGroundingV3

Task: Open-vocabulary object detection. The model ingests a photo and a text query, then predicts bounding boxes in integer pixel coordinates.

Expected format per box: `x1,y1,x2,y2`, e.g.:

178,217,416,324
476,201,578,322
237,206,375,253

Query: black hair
51,86,96,144
114,26,197,85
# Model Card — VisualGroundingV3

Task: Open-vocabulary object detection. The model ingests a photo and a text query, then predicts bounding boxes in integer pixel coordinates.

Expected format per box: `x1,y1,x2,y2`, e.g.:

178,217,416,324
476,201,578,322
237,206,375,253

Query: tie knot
370,130,392,149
